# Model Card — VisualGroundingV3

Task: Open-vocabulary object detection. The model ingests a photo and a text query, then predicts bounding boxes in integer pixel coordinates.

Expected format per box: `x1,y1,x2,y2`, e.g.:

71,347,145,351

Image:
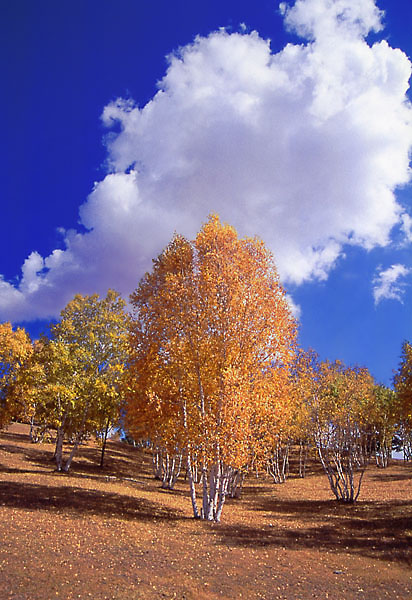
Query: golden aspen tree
370,385,397,468
311,360,375,502
125,215,297,521
26,336,83,468
25,290,129,471
0,322,33,428
8,338,46,441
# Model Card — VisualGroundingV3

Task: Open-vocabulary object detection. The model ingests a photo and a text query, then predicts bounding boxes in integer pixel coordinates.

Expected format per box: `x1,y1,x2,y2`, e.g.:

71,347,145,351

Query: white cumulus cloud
1,0,412,322
372,264,411,304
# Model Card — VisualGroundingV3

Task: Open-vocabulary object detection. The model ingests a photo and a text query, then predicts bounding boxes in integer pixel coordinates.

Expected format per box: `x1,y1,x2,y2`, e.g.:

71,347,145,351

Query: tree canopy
0,322,33,428
125,215,297,520
18,290,130,471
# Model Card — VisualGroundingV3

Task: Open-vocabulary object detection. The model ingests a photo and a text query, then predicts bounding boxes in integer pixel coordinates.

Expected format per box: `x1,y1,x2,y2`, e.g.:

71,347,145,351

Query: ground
0,423,411,600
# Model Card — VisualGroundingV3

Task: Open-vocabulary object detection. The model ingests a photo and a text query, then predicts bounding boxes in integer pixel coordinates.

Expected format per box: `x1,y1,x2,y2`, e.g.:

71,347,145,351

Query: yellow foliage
0,322,33,427
125,214,297,470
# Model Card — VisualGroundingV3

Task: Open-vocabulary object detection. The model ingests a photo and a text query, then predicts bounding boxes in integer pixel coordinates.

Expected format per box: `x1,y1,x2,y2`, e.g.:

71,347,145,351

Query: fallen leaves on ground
0,423,411,599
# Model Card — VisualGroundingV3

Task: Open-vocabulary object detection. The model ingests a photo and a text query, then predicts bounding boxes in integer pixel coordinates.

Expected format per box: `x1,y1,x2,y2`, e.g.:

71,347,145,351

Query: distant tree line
0,216,411,522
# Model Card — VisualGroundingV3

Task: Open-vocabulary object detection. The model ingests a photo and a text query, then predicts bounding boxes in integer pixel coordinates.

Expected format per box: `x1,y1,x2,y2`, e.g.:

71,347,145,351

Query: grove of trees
0,216,411,521
8,290,129,471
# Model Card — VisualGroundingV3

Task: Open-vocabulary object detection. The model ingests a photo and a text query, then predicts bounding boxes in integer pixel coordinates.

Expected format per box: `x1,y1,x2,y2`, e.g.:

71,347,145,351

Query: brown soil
0,423,411,600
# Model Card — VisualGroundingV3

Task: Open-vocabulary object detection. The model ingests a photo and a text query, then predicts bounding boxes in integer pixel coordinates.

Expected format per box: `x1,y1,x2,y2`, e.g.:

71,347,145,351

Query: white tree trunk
187,451,200,519
161,451,183,489
267,441,290,484
200,461,230,522
63,435,82,472
54,426,64,471
62,402,89,473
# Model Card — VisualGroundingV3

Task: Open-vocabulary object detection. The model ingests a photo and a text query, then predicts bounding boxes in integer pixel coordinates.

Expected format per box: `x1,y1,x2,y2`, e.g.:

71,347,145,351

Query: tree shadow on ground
214,496,412,566
0,462,52,476
368,470,412,482
0,479,184,522
0,441,30,456
0,429,30,444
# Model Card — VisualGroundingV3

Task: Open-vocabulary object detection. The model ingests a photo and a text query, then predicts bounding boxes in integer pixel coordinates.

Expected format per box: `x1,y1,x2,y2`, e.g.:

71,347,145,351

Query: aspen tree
371,385,397,468
22,291,129,471
125,215,297,521
311,360,375,502
0,322,33,428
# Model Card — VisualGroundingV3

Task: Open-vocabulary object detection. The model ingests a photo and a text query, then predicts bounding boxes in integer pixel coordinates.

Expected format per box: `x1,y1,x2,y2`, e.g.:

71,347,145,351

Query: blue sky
1,0,412,386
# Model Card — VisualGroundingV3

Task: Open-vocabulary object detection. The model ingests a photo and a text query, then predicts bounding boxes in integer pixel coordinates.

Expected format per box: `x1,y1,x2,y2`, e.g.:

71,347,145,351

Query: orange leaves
125,215,298,472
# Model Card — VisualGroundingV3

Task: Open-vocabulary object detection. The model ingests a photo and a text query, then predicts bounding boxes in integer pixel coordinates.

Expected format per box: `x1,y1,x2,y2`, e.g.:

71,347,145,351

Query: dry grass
0,422,411,599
